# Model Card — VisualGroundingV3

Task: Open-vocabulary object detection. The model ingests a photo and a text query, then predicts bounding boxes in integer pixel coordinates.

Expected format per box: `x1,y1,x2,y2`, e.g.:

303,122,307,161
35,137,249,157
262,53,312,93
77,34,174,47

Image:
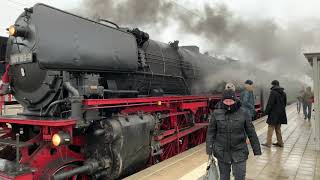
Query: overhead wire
6,0,29,7
169,0,203,19
5,3,23,11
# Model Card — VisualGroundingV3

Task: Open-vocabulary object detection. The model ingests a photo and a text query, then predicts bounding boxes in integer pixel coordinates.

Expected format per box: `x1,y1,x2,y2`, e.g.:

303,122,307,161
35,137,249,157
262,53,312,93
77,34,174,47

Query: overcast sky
1,0,320,55
2,0,320,36
0,0,79,36
1,0,318,84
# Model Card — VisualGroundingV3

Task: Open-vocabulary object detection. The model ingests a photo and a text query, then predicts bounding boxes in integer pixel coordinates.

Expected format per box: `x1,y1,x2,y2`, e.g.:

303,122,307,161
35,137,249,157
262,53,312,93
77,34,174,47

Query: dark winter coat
240,89,255,119
206,102,262,164
265,85,287,125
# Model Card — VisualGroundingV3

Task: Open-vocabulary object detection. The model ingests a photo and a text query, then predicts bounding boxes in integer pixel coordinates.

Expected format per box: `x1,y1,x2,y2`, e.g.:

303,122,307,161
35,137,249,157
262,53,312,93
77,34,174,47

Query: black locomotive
7,4,232,115
0,3,299,180
2,4,232,179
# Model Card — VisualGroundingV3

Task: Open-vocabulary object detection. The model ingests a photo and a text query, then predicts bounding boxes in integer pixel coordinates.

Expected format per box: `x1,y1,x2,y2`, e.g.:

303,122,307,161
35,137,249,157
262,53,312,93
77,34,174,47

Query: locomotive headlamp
7,25,27,37
52,134,61,146
52,132,71,146
8,25,16,36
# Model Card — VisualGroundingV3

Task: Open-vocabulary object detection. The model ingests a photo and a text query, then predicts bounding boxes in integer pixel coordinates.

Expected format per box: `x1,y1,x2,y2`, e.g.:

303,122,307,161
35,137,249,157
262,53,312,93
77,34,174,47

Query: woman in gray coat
206,88,262,180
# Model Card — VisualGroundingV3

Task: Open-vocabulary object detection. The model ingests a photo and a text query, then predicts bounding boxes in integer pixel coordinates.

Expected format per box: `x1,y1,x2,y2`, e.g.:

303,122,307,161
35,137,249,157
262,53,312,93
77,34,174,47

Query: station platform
125,105,320,180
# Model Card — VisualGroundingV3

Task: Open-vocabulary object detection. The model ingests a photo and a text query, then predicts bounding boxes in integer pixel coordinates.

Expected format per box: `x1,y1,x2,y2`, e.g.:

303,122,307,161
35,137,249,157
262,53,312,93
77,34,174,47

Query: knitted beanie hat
225,82,236,91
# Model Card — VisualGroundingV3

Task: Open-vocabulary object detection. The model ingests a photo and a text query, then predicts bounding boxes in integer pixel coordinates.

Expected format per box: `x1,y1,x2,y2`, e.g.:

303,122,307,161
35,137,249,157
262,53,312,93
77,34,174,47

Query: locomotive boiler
7,4,229,114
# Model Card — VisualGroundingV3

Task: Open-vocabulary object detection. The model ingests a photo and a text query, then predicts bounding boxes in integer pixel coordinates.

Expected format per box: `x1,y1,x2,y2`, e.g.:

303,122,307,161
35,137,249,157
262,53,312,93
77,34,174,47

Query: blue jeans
218,161,246,180
303,103,312,120
297,101,301,113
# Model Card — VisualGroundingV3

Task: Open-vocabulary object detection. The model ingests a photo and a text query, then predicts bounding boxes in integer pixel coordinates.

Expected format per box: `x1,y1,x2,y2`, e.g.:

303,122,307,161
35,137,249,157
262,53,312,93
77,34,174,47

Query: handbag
203,154,220,180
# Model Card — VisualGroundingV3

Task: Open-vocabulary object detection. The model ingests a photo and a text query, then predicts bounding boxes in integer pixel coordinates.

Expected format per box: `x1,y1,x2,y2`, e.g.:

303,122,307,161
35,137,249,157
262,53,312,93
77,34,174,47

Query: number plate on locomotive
10,53,33,65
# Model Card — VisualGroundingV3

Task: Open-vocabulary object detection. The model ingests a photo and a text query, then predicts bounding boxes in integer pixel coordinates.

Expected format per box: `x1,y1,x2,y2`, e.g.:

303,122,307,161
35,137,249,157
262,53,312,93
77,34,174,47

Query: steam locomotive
0,3,295,180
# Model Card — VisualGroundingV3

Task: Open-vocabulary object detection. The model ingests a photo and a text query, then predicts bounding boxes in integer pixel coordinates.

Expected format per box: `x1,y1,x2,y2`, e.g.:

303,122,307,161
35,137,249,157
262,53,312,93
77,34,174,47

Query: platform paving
126,105,320,180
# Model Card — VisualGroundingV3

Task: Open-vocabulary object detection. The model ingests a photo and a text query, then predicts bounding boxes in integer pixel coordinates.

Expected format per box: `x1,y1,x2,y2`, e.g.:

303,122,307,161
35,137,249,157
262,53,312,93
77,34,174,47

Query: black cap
245,80,253,85
271,80,279,86
222,89,236,100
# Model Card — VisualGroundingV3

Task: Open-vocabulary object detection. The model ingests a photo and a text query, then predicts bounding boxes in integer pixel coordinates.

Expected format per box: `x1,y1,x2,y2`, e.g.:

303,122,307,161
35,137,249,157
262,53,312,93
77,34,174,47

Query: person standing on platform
302,87,314,121
262,80,287,148
240,80,255,121
206,86,262,180
296,88,304,114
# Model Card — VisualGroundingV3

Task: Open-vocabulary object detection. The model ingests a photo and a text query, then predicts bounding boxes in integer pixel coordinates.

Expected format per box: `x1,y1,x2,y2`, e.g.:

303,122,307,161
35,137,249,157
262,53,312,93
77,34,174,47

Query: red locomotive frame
0,95,262,179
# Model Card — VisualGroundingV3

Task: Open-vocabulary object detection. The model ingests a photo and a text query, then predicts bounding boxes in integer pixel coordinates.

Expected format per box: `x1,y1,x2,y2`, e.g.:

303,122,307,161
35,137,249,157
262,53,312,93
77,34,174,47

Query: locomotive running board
0,139,32,147
0,115,76,126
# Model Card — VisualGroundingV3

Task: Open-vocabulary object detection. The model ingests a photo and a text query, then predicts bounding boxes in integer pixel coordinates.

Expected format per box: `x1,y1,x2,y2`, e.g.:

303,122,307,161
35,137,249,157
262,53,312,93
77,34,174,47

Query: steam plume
80,0,316,74
81,0,173,27
79,0,315,100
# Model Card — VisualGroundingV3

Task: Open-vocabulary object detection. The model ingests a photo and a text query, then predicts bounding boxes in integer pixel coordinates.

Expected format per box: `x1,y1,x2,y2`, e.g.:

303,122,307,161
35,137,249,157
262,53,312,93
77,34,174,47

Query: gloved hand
206,143,213,155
